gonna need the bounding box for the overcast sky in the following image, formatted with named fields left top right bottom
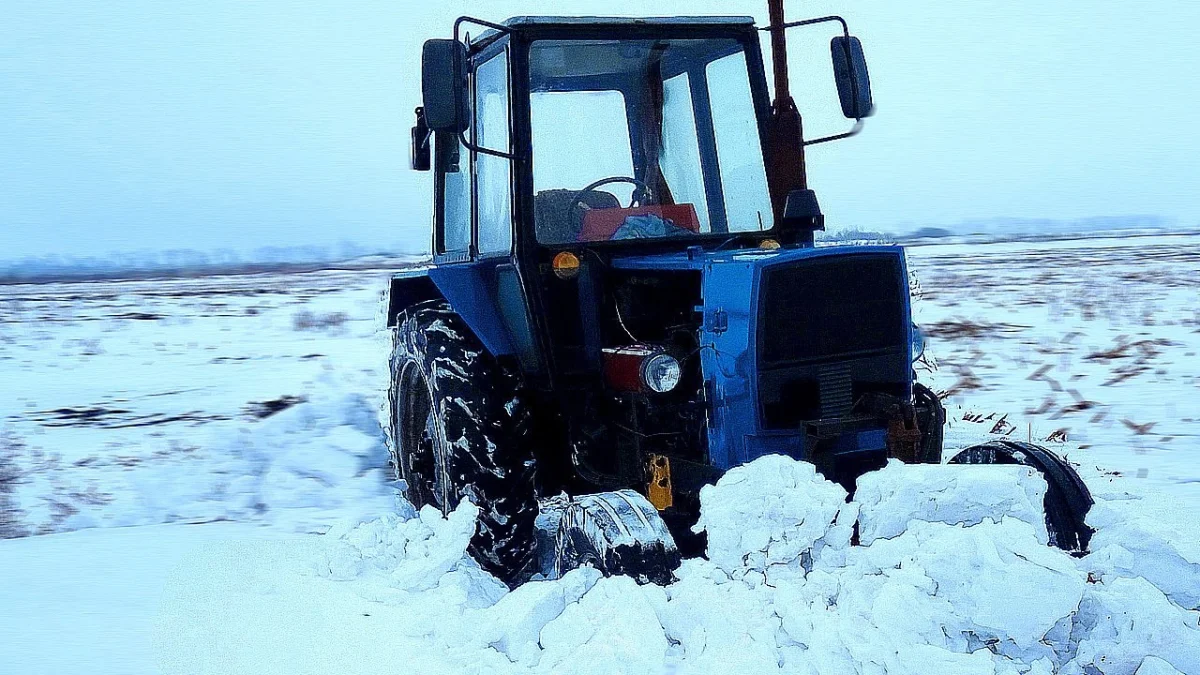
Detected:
left=2, top=0, right=1198, bottom=258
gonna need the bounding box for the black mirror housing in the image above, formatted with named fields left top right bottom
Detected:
left=830, top=36, right=874, bottom=119
left=422, top=39, right=469, bottom=133
left=783, top=188, right=825, bottom=230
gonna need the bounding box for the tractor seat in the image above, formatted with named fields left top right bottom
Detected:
left=579, top=205, right=702, bottom=242
left=534, top=189, right=620, bottom=244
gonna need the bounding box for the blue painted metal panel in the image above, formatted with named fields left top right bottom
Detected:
left=698, top=254, right=758, bottom=469
left=428, top=261, right=517, bottom=357
left=615, top=243, right=911, bottom=471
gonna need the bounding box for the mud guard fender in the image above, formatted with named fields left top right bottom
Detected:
left=386, top=270, right=439, bottom=327
left=387, top=266, right=522, bottom=361
left=950, top=440, right=1094, bottom=553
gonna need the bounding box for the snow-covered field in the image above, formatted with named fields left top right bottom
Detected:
left=2, top=233, right=1198, bottom=674
left=0, top=268, right=406, bottom=537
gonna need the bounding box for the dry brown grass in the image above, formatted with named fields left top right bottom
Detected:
left=292, top=310, right=349, bottom=332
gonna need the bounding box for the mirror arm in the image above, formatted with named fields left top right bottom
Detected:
left=449, top=16, right=520, bottom=161
left=459, top=131, right=520, bottom=161
left=760, top=15, right=850, bottom=39
left=762, top=15, right=871, bottom=143
left=454, top=16, right=513, bottom=49
left=803, top=118, right=864, bottom=146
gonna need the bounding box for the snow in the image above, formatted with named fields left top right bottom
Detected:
left=483, top=566, right=603, bottom=664
left=1137, top=657, right=1187, bottom=675
left=537, top=576, right=669, bottom=675
left=855, top=459, right=1050, bottom=545
left=0, top=268, right=396, bottom=536
left=1066, top=577, right=1200, bottom=675
left=692, top=454, right=852, bottom=581
left=907, top=234, right=1200, bottom=502
left=3, top=234, right=1200, bottom=673
left=138, top=455, right=1200, bottom=674
left=1083, top=496, right=1200, bottom=611
left=0, top=521, right=265, bottom=675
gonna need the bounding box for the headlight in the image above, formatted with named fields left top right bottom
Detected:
left=910, top=323, right=926, bottom=363
left=641, top=353, right=682, bottom=393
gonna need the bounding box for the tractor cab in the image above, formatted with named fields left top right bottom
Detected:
left=412, top=16, right=871, bottom=255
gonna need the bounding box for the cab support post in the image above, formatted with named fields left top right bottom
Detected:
left=766, top=0, right=809, bottom=230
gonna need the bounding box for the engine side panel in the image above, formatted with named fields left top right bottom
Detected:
left=692, top=245, right=912, bottom=472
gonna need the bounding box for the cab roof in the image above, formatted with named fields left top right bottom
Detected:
left=466, top=16, right=759, bottom=47
left=501, top=16, right=756, bottom=28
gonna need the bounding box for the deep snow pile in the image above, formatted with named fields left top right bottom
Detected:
left=307, top=455, right=1200, bottom=675
left=11, top=377, right=393, bottom=535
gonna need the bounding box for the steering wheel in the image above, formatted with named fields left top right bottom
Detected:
left=568, top=177, right=654, bottom=218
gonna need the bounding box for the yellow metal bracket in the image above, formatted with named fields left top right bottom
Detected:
left=647, top=454, right=674, bottom=510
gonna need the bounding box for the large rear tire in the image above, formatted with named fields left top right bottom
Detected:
left=389, top=301, right=538, bottom=587
left=949, top=440, right=1093, bottom=553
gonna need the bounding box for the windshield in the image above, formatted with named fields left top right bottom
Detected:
left=529, top=38, right=773, bottom=245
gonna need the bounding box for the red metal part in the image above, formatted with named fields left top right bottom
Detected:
left=579, top=204, right=701, bottom=242
left=765, top=0, right=808, bottom=222
left=602, top=345, right=655, bottom=393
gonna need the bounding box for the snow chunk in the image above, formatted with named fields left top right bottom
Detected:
left=537, top=575, right=668, bottom=675
left=482, top=566, right=602, bottom=664
left=693, top=454, right=850, bottom=579
left=1084, top=497, right=1200, bottom=610
left=855, top=460, right=1049, bottom=545
left=839, top=518, right=1086, bottom=661
left=658, top=559, right=780, bottom=668
left=320, top=501, right=497, bottom=596
left=892, top=644, right=999, bottom=675
left=1066, top=576, right=1200, bottom=675
left=1136, top=656, right=1186, bottom=675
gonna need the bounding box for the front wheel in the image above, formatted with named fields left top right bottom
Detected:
left=554, top=490, right=681, bottom=585
left=913, top=382, right=945, bottom=464
left=389, top=301, right=539, bottom=587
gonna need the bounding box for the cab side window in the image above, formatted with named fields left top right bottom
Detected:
left=438, top=131, right=472, bottom=254
left=475, top=50, right=513, bottom=255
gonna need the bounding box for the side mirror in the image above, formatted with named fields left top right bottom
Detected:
left=830, top=36, right=874, bottom=119
left=422, top=39, right=469, bottom=133
left=411, top=108, right=431, bottom=172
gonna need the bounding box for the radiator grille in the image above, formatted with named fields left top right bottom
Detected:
left=756, top=253, right=909, bottom=428
left=818, top=363, right=854, bottom=418
left=758, top=254, right=906, bottom=366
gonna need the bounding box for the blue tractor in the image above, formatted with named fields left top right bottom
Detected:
left=387, top=4, right=1093, bottom=586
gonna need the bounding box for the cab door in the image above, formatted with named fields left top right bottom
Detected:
left=430, top=41, right=540, bottom=371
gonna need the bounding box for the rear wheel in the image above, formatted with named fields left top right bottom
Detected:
left=389, top=301, right=538, bottom=586
left=949, top=440, right=1093, bottom=553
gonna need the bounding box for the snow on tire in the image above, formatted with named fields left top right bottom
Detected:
left=554, top=490, right=681, bottom=586
left=389, top=300, right=538, bottom=587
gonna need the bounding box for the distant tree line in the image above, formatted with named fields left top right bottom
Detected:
left=0, top=242, right=423, bottom=284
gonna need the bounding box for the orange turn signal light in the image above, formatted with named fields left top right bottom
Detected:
left=759, top=239, right=782, bottom=250
left=552, top=251, right=581, bottom=279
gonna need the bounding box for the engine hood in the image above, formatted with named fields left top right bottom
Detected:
left=612, top=244, right=912, bottom=469
left=609, top=242, right=904, bottom=271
